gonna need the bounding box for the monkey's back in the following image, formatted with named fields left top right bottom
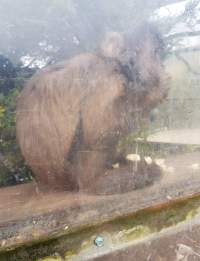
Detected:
left=16, top=53, right=124, bottom=189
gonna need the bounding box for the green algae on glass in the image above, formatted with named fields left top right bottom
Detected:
left=38, top=256, right=63, bottom=261
left=115, top=225, right=151, bottom=241
left=64, top=250, right=76, bottom=260
left=185, top=208, right=198, bottom=221
left=1, top=196, right=200, bottom=261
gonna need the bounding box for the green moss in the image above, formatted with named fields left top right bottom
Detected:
left=0, top=86, right=33, bottom=187
left=118, top=225, right=151, bottom=241
left=64, top=250, right=76, bottom=260
left=1, top=196, right=200, bottom=261
left=37, top=256, right=62, bottom=261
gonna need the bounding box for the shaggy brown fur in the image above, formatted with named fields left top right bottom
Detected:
left=16, top=24, right=168, bottom=193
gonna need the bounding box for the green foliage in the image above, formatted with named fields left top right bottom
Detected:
left=0, top=79, right=33, bottom=187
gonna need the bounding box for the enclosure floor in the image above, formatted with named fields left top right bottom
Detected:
left=147, top=128, right=200, bottom=144
left=1, top=151, right=200, bottom=251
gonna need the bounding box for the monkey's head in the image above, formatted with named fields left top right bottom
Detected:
left=93, top=25, right=168, bottom=149
left=124, top=23, right=168, bottom=111
left=100, top=24, right=168, bottom=102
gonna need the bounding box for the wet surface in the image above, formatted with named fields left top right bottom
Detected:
left=1, top=151, right=200, bottom=253
left=1, top=190, right=200, bottom=260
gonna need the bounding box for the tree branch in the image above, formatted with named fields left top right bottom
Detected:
left=166, top=31, right=200, bottom=41
left=172, top=46, right=200, bottom=54
left=140, top=0, right=187, bottom=9
left=158, top=0, right=200, bottom=35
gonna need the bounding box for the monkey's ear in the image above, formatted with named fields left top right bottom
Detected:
left=100, top=32, right=125, bottom=59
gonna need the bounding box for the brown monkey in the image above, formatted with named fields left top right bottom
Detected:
left=16, top=24, right=168, bottom=194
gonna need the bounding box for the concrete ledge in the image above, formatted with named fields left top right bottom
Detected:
left=1, top=152, right=200, bottom=253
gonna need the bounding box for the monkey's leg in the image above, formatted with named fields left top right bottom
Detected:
left=74, top=148, right=133, bottom=195
left=73, top=148, right=162, bottom=195
left=74, top=150, right=108, bottom=191
left=74, top=146, right=129, bottom=193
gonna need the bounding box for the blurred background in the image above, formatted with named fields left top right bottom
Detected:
left=0, top=0, right=200, bottom=187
